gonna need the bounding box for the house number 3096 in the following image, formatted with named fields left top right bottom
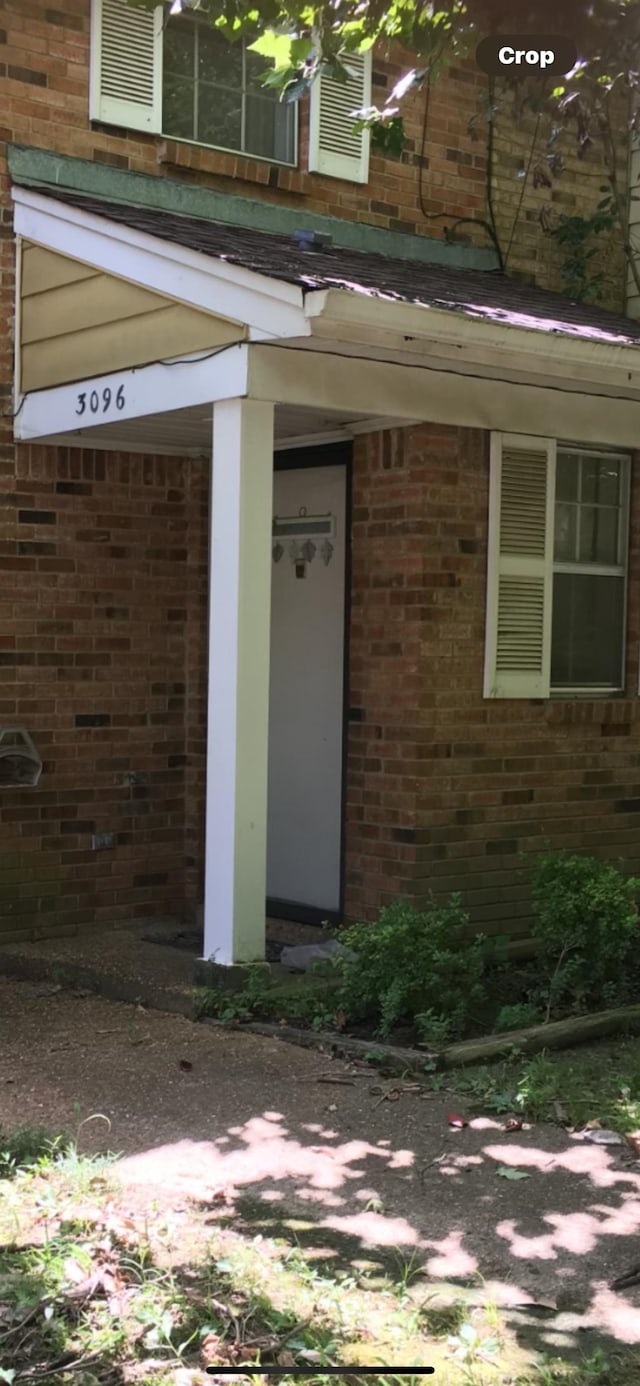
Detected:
left=75, top=384, right=126, bottom=416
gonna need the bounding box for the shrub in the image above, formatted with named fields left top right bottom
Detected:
left=335, top=895, right=486, bottom=1041
left=494, top=1001, right=543, bottom=1033
left=530, top=851, right=640, bottom=1018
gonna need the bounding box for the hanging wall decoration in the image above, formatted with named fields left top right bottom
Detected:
left=272, top=509, right=336, bottom=571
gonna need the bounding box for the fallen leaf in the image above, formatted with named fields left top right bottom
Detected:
left=447, top=1113, right=468, bottom=1128
left=504, top=1117, right=523, bottom=1133
left=497, top=1165, right=530, bottom=1180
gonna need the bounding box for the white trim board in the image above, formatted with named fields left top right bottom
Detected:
left=307, top=289, right=640, bottom=393
left=247, top=343, right=640, bottom=448
left=17, top=337, right=640, bottom=451
left=14, top=343, right=250, bottom=442
left=12, top=188, right=309, bottom=341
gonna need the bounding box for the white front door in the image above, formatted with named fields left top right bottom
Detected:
left=267, top=459, right=347, bottom=916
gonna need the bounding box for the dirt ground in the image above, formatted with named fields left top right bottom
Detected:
left=2, top=975, right=640, bottom=1366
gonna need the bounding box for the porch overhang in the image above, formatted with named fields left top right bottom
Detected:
left=12, top=185, right=640, bottom=453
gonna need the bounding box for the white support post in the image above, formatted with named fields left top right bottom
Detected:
left=203, top=398, right=275, bottom=964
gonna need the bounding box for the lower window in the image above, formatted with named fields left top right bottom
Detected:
left=551, top=447, right=629, bottom=691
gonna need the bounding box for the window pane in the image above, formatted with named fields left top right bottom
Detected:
left=556, top=454, right=579, bottom=502
left=163, top=75, right=196, bottom=142
left=245, top=45, right=272, bottom=90
left=197, top=83, right=242, bottom=150
left=581, top=456, right=621, bottom=506
left=245, top=93, right=295, bottom=161
left=164, top=20, right=194, bottom=78
left=198, top=23, right=242, bottom=83
left=578, top=505, right=619, bottom=565
left=551, top=573, right=624, bottom=687
left=554, top=502, right=577, bottom=562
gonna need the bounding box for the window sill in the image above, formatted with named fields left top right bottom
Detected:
left=157, top=137, right=301, bottom=193
left=160, top=131, right=297, bottom=170
left=550, top=688, right=626, bottom=699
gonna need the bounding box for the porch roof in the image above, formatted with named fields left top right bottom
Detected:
left=32, top=187, right=640, bottom=350
left=12, top=182, right=640, bottom=455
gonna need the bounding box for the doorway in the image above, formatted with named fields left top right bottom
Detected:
left=266, top=443, right=350, bottom=924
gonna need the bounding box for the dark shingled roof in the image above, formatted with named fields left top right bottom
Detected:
left=39, top=187, right=640, bottom=348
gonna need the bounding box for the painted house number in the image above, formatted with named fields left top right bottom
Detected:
left=76, top=383, right=126, bottom=416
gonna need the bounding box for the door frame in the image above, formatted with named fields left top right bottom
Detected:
left=267, top=439, right=352, bottom=927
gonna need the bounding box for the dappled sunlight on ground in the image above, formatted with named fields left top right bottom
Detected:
left=497, top=1201, right=640, bottom=1262
left=421, top=1229, right=479, bottom=1279
left=589, top=1284, right=640, bottom=1343
left=321, top=1209, right=422, bottom=1248
left=114, top=1104, right=640, bottom=1362
left=483, top=1137, right=640, bottom=1190
left=118, top=1112, right=417, bottom=1214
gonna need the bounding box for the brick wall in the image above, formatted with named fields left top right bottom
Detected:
left=0, top=443, right=208, bottom=941
left=346, top=425, right=640, bottom=937
left=0, top=0, right=629, bottom=305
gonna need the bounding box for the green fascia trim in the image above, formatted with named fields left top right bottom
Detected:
left=8, top=143, right=498, bottom=272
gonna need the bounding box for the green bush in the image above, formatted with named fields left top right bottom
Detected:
left=494, top=1001, right=543, bottom=1033
left=530, top=851, right=640, bottom=1018
left=335, top=895, right=486, bottom=1041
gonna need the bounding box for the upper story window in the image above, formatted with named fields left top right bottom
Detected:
left=90, top=0, right=372, bottom=184
left=162, top=19, right=296, bottom=164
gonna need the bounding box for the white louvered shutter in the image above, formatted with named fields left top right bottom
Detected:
left=90, top=0, right=163, bottom=133
left=309, top=50, right=372, bottom=183
left=483, top=433, right=556, bottom=699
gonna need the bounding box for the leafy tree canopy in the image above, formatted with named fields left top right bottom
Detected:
left=136, top=0, right=640, bottom=140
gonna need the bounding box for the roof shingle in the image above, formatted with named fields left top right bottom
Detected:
left=34, top=187, right=640, bottom=348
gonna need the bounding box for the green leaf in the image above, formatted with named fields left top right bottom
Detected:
left=496, top=1165, right=530, bottom=1180
left=247, top=31, right=295, bottom=68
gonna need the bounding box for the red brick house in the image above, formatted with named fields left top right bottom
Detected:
left=2, top=0, right=640, bottom=962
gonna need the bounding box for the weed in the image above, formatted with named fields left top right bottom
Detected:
left=0, top=1124, right=69, bottom=1177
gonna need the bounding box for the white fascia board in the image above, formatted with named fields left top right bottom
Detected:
left=305, top=287, right=640, bottom=395
left=14, top=342, right=249, bottom=442
left=247, top=342, right=640, bottom=448
left=12, top=188, right=309, bottom=341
